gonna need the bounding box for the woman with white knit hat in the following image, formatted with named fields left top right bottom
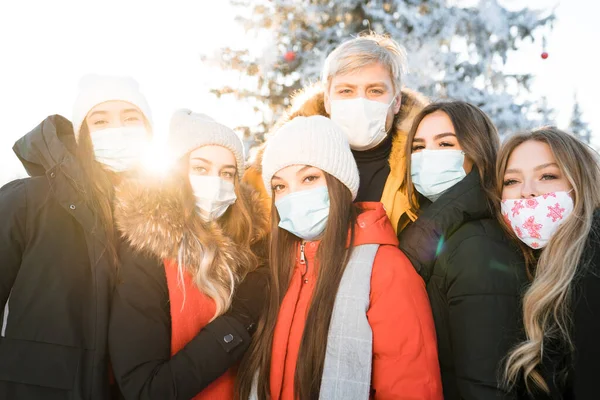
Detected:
left=109, top=109, right=270, bottom=399
left=72, top=74, right=153, bottom=173
left=236, top=115, right=443, bottom=400
left=0, top=74, right=153, bottom=399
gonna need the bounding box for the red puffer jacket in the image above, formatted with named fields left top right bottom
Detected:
left=269, top=202, right=443, bottom=400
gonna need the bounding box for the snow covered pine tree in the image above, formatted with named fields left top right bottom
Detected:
left=569, top=94, right=592, bottom=144
left=210, top=0, right=554, bottom=144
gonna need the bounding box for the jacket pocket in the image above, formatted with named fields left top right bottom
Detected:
left=0, top=337, right=81, bottom=390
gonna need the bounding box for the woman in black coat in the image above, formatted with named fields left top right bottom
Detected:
left=499, top=127, right=600, bottom=399
left=0, top=75, right=154, bottom=399
left=108, top=109, right=270, bottom=400
left=398, top=101, right=527, bottom=400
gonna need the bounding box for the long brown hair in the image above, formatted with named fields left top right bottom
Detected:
left=236, top=173, right=358, bottom=399
left=76, top=123, right=120, bottom=266
left=499, top=128, right=600, bottom=393
left=171, top=155, right=267, bottom=318
left=403, top=101, right=500, bottom=214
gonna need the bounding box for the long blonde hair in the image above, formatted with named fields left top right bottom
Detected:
left=498, top=127, right=600, bottom=393
left=173, top=156, right=268, bottom=319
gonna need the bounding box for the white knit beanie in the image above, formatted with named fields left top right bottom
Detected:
left=261, top=115, right=360, bottom=199
left=169, top=109, right=245, bottom=177
left=72, top=74, right=152, bottom=141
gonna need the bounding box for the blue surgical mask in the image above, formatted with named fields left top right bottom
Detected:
left=275, top=186, right=330, bottom=240
left=411, top=149, right=466, bottom=202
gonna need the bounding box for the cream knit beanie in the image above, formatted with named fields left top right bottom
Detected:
left=261, top=115, right=360, bottom=199
left=169, top=109, right=245, bottom=177
left=72, top=74, right=152, bottom=141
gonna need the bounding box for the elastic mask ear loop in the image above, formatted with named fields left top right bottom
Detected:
left=383, top=92, right=401, bottom=135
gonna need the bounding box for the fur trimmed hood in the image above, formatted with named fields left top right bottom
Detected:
left=245, top=83, right=428, bottom=189
left=114, top=171, right=269, bottom=315
left=115, top=173, right=269, bottom=263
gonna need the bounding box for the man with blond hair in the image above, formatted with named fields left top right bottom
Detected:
left=244, top=33, right=427, bottom=233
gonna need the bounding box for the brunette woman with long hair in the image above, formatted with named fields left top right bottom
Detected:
left=398, top=101, right=528, bottom=399
left=236, top=115, right=442, bottom=400
left=0, top=74, right=153, bottom=399
left=499, top=127, right=600, bottom=399
left=109, top=110, right=270, bottom=399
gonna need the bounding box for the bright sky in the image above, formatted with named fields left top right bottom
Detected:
left=1, top=0, right=598, bottom=186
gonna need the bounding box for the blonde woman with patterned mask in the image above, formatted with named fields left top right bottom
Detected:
left=499, top=127, right=600, bottom=399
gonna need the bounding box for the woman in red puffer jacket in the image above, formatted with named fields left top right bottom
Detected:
left=236, top=115, right=442, bottom=400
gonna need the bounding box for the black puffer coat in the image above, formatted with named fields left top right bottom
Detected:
left=399, top=170, right=528, bottom=400
left=523, top=210, right=600, bottom=400
left=0, top=115, right=117, bottom=399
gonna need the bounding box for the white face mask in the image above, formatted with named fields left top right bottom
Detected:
left=411, top=149, right=467, bottom=202
left=501, top=191, right=574, bottom=249
left=189, top=175, right=237, bottom=221
left=329, top=97, right=394, bottom=151
left=89, top=126, right=149, bottom=172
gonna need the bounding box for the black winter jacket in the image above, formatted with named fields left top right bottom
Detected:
left=523, top=210, right=600, bottom=400
left=0, top=116, right=117, bottom=399
left=399, top=170, right=528, bottom=400
left=109, top=172, right=270, bottom=399
left=109, top=244, right=268, bottom=400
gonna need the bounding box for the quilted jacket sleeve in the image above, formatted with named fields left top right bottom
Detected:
left=442, top=234, right=524, bottom=400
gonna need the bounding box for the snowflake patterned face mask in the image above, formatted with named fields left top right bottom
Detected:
left=501, top=191, right=574, bottom=249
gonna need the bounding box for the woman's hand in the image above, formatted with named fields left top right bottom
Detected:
left=226, top=268, right=269, bottom=334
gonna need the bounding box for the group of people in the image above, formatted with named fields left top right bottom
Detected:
left=0, top=32, right=598, bottom=400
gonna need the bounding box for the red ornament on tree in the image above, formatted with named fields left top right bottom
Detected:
left=284, top=51, right=296, bottom=62
left=541, top=36, right=548, bottom=60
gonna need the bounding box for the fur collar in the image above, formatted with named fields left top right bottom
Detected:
left=114, top=171, right=269, bottom=280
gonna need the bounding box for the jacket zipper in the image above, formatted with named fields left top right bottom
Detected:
left=300, top=242, right=306, bottom=264
left=300, top=242, right=309, bottom=284
left=1, top=294, right=9, bottom=337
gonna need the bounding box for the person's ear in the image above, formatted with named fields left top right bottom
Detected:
left=393, top=93, right=402, bottom=115
left=324, top=91, right=331, bottom=115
